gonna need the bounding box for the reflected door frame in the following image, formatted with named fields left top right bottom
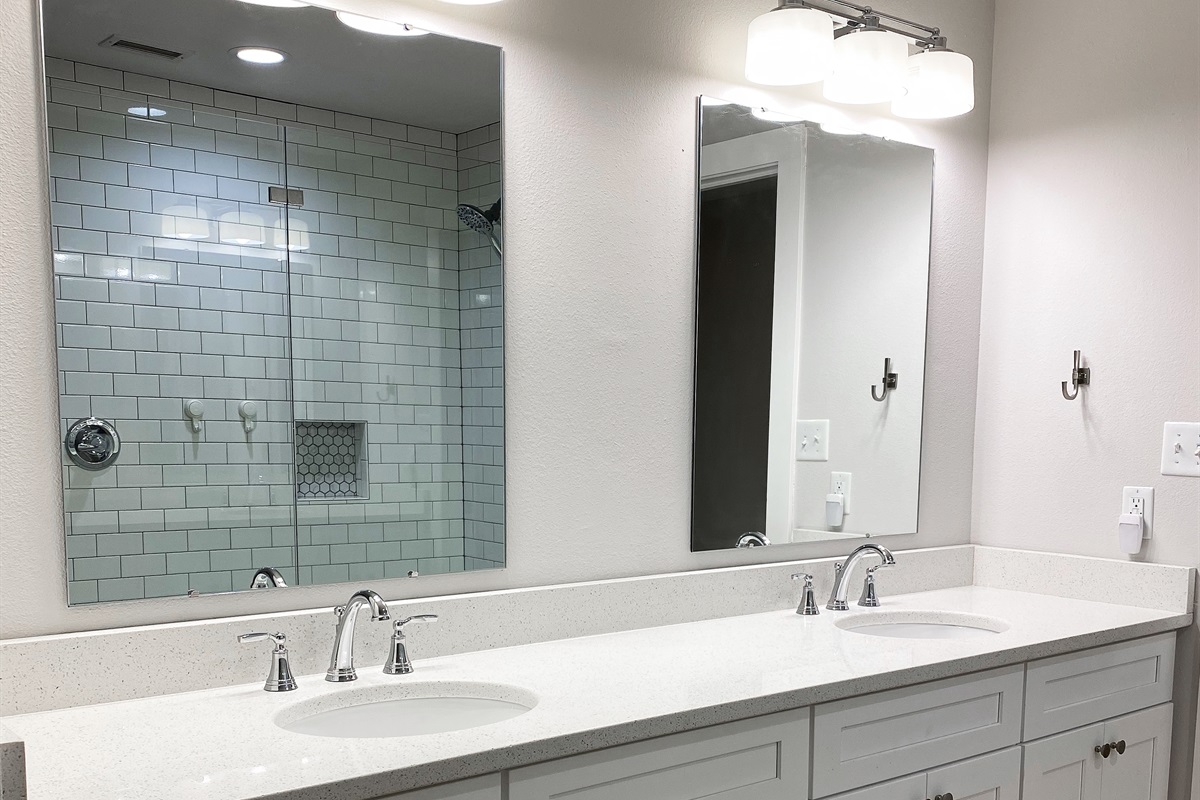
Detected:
left=700, top=127, right=808, bottom=544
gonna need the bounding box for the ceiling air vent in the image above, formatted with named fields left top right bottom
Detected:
left=99, top=35, right=187, bottom=61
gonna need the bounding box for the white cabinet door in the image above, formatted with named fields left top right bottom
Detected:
left=927, top=747, right=1022, bottom=800
left=826, top=773, right=927, bottom=800
left=1099, top=703, right=1172, bottom=800
left=1022, top=722, right=1104, bottom=800
left=508, top=709, right=809, bottom=800
left=372, top=774, right=501, bottom=800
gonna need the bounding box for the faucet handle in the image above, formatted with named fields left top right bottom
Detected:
left=791, top=574, right=819, bottom=616
left=395, top=614, right=439, bottom=630
left=384, top=615, right=438, bottom=675
left=858, top=566, right=887, bottom=607
left=239, top=632, right=297, bottom=692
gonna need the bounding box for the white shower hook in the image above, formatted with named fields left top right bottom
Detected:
left=183, top=399, right=205, bottom=433
left=238, top=401, right=259, bottom=434
left=1060, top=350, right=1091, bottom=400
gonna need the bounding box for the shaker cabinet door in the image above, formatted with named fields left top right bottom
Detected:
left=1021, top=722, right=1104, bottom=800
left=374, top=774, right=502, bottom=800
left=926, top=746, right=1022, bottom=800
left=1099, top=703, right=1173, bottom=800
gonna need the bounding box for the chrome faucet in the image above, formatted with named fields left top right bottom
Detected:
left=326, top=589, right=390, bottom=682
left=827, top=544, right=896, bottom=610
left=250, top=566, right=288, bottom=589
left=383, top=615, right=439, bottom=674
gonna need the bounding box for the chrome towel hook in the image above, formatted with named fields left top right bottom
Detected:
left=871, top=358, right=898, bottom=402
left=1061, top=350, right=1091, bottom=400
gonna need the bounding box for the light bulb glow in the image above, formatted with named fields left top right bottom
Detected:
left=234, top=47, right=287, bottom=64
left=892, top=49, right=974, bottom=119
left=162, top=205, right=212, bottom=241
left=745, top=7, right=833, bottom=86
left=336, top=12, right=429, bottom=36
left=822, top=28, right=909, bottom=104
left=127, top=106, right=167, bottom=118
left=273, top=219, right=310, bottom=252
left=219, top=211, right=266, bottom=246
left=236, top=0, right=309, bottom=6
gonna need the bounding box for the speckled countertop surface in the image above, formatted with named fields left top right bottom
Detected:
left=3, top=586, right=1190, bottom=800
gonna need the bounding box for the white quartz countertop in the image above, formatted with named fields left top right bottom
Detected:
left=4, top=586, right=1190, bottom=800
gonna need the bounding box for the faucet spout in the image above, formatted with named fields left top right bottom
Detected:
left=326, top=589, right=390, bottom=682
left=826, top=544, right=896, bottom=611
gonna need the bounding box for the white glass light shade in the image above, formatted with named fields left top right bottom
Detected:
left=219, top=211, right=267, bottom=246
left=822, top=28, right=909, bottom=104
left=162, top=205, right=211, bottom=241
left=336, top=12, right=429, bottom=36
left=273, top=219, right=311, bottom=251
left=892, top=49, right=974, bottom=119
left=745, top=7, right=834, bottom=86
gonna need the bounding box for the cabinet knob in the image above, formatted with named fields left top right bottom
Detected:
left=1095, top=743, right=1112, bottom=758
left=1114, top=739, right=1126, bottom=755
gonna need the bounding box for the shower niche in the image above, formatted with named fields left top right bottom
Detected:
left=41, top=0, right=505, bottom=603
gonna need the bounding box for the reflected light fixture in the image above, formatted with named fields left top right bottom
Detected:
left=218, top=211, right=267, bottom=246
left=162, top=205, right=212, bottom=241
left=234, top=47, right=287, bottom=64
left=744, top=0, right=974, bottom=119
left=127, top=106, right=167, bottom=118
left=822, top=19, right=908, bottom=105
left=745, top=3, right=833, bottom=86
left=336, top=12, right=429, bottom=36
left=892, top=40, right=974, bottom=119
left=235, top=0, right=310, bottom=6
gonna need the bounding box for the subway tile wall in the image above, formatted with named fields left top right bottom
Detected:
left=47, top=58, right=504, bottom=603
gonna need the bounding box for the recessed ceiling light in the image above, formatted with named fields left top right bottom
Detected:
left=335, top=11, right=429, bottom=36
left=233, top=47, right=287, bottom=64
left=235, top=0, right=310, bottom=7
left=127, top=106, right=167, bottom=118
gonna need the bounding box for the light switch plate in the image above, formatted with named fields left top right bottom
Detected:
left=796, top=420, right=829, bottom=462
left=1161, top=422, right=1200, bottom=477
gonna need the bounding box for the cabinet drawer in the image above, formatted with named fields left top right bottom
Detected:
left=508, top=709, right=809, bottom=800
left=1024, top=633, right=1175, bottom=740
left=371, top=774, right=501, bottom=800
left=812, top=665, right=1024, bottom=797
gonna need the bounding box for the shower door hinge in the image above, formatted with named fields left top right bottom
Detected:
left=268, top=186, right=305, bottom=207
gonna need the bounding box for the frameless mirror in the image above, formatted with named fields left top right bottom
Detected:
left=43, top=0, right=504, bottom=603
left=691, top=98, right=932, bottom=552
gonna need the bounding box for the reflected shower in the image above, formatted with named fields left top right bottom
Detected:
left=457, top=199, right=503, bottom=256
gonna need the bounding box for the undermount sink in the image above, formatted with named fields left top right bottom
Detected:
left=276, top=681, right=537, bottom=739
left=835, top=610, right=1009, bottom=640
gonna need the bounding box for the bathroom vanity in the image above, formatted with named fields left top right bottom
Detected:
left=2, top=563, right=1190, bottom=800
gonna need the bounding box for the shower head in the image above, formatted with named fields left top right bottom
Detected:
left=456, top=199, right=503, bottom=256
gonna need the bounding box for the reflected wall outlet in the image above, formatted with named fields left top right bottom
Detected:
left=1121, top=486, right=1154, bottom=537
left=1161, top=422, right=1200, bottom=477
left=830, top=471, right=851, bottom=514
left=796, top=420, right=830, bottom=462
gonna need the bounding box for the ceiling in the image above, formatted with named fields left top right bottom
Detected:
left=42, top=0, right=502, bottom=134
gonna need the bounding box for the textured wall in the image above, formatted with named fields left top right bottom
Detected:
left=975, top=0, right=1200, bottom=792
left=0, top=0, right=995, bottom=637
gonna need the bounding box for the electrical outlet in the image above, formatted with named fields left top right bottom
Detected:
left=1161, top=422, right=1200, bottom=477
left=1122, top=486, right=1154, bottom=538
left=830, top=472, right=851, bottom=514
left=796, top=420, right=830, bottom=462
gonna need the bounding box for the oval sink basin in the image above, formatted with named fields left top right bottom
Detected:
left=835, top=610, right=1009, bottom=640
left=276, top=681, right=537, bottom=739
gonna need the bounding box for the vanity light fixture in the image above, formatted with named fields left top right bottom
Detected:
left=335, top=12, right=429, bottom=36
left=234, top=47, right=287, bottom=64
left=745, top=0, right=974, bottom=119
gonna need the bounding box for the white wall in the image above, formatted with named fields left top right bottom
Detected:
left=794, top=133, right=933, bottom=536
left=974, top=0, right=1200, bottom=793
left=0, top=0, right=996, bottom=638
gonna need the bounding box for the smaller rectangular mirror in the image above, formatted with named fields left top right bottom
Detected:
left=691, top=98, right=933, bottom=552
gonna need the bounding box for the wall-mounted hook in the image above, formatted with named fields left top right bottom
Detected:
left=870, top=358, right=898, bottom=402
left=238, top=400, right=258, bottom=434
left=1061, top=350, right=1091, bottom=400
left=183, top=399, right=205, bottom=433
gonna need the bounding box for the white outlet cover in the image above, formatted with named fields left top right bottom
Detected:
left=830, top=471, right=851, bottom=513
left=1161, top=422, right=1200, bottom=478
left=796, top=420, right=830, bottom=462
left=1121, top=486, right=1154, bottom=537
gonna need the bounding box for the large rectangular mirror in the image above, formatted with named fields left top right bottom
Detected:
left=44, top=0, right=504, bottom=603
left=691, top=98, right=932, bottom=552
